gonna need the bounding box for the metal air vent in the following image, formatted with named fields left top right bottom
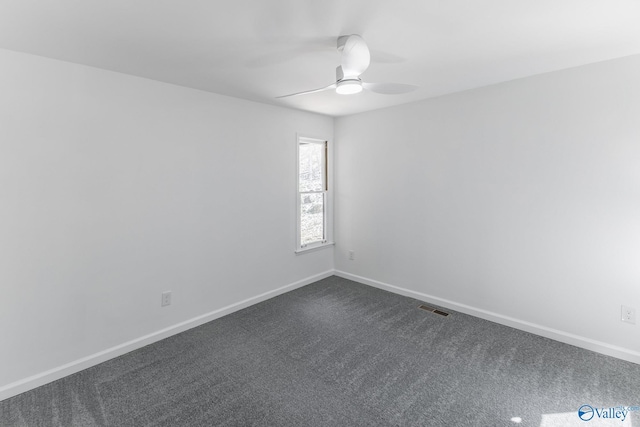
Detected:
left=418, top=304, right=449, bottom=317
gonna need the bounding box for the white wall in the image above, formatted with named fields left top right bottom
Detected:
left=335, top=54, right=640, bottom=362
left=0, top=48, right=333, bottom=397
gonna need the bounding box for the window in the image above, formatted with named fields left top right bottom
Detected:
left=297, top=136, right=332, bottom=252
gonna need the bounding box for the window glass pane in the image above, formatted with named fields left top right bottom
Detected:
left=299, top=142, right=324, bottom=192
left=300, top=193, right=324, bottom=245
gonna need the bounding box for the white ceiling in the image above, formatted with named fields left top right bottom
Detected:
left=1, top=0, right=639, bottom=117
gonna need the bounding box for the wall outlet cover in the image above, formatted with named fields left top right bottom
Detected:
left=621, top=305, right=636, bottom=324
left=161, top=291, right=172, bottom=307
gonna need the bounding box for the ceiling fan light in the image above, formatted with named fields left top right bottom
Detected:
left=336, top=79, right=362, bottom=95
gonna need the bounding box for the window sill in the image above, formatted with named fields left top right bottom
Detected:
left=295, top=241, right=335, bottom=254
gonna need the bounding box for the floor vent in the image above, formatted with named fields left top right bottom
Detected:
left=418, top=304, right=450, bottom=317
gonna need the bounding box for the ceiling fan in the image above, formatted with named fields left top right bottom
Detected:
left=277, top=34, right=417, bottom=98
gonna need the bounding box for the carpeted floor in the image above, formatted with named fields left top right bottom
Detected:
left=1, top=275, right=639, bottom=426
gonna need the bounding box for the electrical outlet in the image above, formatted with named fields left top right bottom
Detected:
left=621, top=305, right=636, bottom=324
left=349, top=250, right=355, bottom=260
left=161, top=291, right=172, bottom=307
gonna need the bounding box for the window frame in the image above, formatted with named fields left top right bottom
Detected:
left=295, top=135, right=334, bottom=253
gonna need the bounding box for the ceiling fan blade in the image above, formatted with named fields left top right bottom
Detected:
left=362, top=82, right=418, bottom=95
left=245, top=36, right=336, bottom=68
left=340, top=34, right=370, bottom=78
left=276, top=83, right=337, bottom=99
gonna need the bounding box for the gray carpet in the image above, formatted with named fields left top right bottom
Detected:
left=1, top=276, right=639, bottom=426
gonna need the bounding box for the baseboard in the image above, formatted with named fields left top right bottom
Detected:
left=335, top=270, right=640, bottom=365
left=0, top=270, right=334, bottom=402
